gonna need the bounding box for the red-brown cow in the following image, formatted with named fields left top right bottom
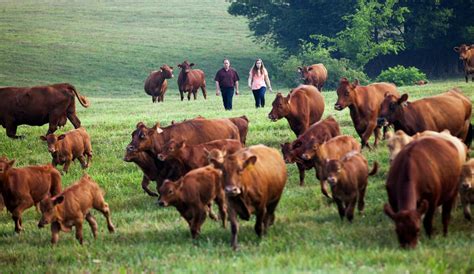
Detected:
left=297, top=64, right=328, bottom=91
left=144, top=64, right=174, bottom=103
left=384, top=137, right=462, bottom=248
left=0, top=83, right=89, bottom=139
left=324, top=152, right=378, bottom=222
left=38, top=174, right=115, bottom=245
left=40, top=127, right=92, bottom=173
left=453, top=44, right=474, bottom=82
left=0, top=156, right=62, bottom=233
left=335, top=78, right=399, bottom=148
left=228, top=116, right=249, bottom=145
left=158, top=166, right=226, bottom=239
left=378, top=88, right=472, bottom=147
left=177, top=61, right=207, bottom=101
left=459, top=159, right=474, bottom=220
left=268, top=85, right=325, bottom=137
left=209, top=145, right=287, bottom=250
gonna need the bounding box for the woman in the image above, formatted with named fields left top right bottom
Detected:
left=248, top=59, right=272, bottom=108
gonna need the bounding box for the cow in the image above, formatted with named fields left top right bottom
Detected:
left=0, top=156, right=62, bottom=233
left=378, top=88, right=472, bottom=147
left=157, top=166, right=226, bottom=239
left=297, top=64, right=328, bottom=91
left=144, top=64, right=174, bottom=103
left=38, top=174, right=115, bottom=245
left=334, top=78, right=399, bottom=148
left=228, top=116, right=249, bottom=145
left=324, top=151, right=378, bottom=222
left=459, top=159, right=474, bottom=220
left=177, top=60, right=207, bottom=101
left=157, top=138, right=242, bottom=172
left=209, top=145, right=287, bottom=250
left=383, top=137, right=462, bottom=248
left=268, top=85, right=325, bottom=137
left=453, top=44, right=474, bottom=82
left=414, top=80, right=428, bottom=85
left=40, top=127, right=92, bottom=173
left=0, top=83, right=89, bottom=139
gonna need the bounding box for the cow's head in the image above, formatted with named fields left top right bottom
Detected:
left=126, top=122, right=163, bottom=153
left=324, top=159, right=343, bottom=187
left=460, top=162, right=473, bottom=190
left=300, top=138, right=321, bottom=161
left=38, top=195, right=64, bottom=228
left=280, top=142, right=296, bottom=164
left=335, top=78, right=359, bottom=110
left=123, top=146, right=140, bottom=162
left=268, top=92, right=291, bottom=121
left=157, top=179, right=182, bottom=207
left=297, top=66, right=313, bottom=84
left=0, top=156, right=15, bottom=175
left=453, top=44, right=474, bottom=61
left=384, top=200, right=428, bottom=248
left=157, top=139, right=185, bottom=161
left=40, top=134, right=66, bottom=154
left=160, top=64, right=174, bottom=79
left=386, top=130, right=413, bottom=164
left=377, top=93, right=408, bottom=127
left=210, top=149, right=255, bottom=197
left=177, top=60, right=194, bottom=74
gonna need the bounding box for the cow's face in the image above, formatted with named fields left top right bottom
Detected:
left=386, top=130, right=413, bottom=163
left=160, top=65, right=174, bottom=79
left=38, top=196, right=63, bottom=228
left=460, top=163, right=473, bottom=190
left=0, top=156, right=14, bottom=175
left=384, top=201, right=428, bottom=248
left=157, top=139, right=184, bottom=161
left=298, top=66, right=313, bottom=84
left=127, top=122, right=162, bottom=153
left=268, top=93, right=290, bottom=121
left=123, top=145, right=140, bottom=162
left=378, top=93, right=408, bottom=127
left=453, top=44, right=474, bottom=61
left=40, top=134, right=64, bottom=154
left=300, top=139, right=321, bottom=161
left=177, top=61, right=194, bottom=74
left=158, top=179, right=182, bottom=207
left=335, top=78, right=358, bottom=110
left=325, top=159, right=342, bottom=187
left=280, top=143, right=296, bottom=163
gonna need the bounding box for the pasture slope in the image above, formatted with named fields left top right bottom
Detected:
left=0, top=1, right=473, bottom=273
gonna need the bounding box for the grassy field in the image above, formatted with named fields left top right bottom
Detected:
left=0, top=1, right=473, bottom=273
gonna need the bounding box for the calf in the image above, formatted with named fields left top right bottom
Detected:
left=158, top=166, right=226, bottom=239
left=384, top=137, right=462, bottom=248
left=297, top=64, right=328, bottom=91
left=40, top=127, right=92, bottom=173
left=453, top=44, right=474, bottom=82
left=144, top=64, right=174, bottom=103
left=0, top=156, right=62, bottom=233
left=325, top=152, right=378, bottom=221
left=38, top=174, right=115, bottom=245
left=209, top=145, right=287, bottom=250
left=177, top=60, right=207, bottom=101
left=459, top=159, right=474, bottom=220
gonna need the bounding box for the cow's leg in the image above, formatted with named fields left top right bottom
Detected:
left=6, top=123, right=22, bottom=139
left=441, top=198, right=455, bottom=236
left=141, top=176, right=158, bottom=197
left=201, top=85, right=207, bottom=99
left=422, top=206, right=436, bottom=237
left=187, top=90, right=191, bottom=101
left=228, top=207, right=239, bottom=250
left=264, top=200, right=280, bottom=230
left=214, top=194, right=227, bottom=229
left=95, top=201, right=115, bottom=233
left=190, top=208, right=206, bottom=239
left=51, top=222, right=60, bottom=244
left=12, top=202, right=31, bottom=232
left=373, top=126, right=382, bottom=147
left=192, top=89, right=197, bottom=100
left=358, top=184, right=367, bottom=213
left=75, top=221, right=84, bottom=245
left=334, top=197, right=345, bottom=220
left=297, top=163, right=305, bottom=186
left=345, top=198, right=357, bottom=222
left=179, top=90, right=184, bottom=101
left=78, top=155, right=88, bottom=169
left=254, top=207, right=267, bottom=237
left=85, top=212, right=98, bottom=239
left=67, top=112, right=81, bottom=129
left=63, top=159, right=72, bottom=173
left=362, top=121, right=377, bottom=149
left=207, top=203, right=218, bottom=220
left=461, top=196, right=472, bottom=220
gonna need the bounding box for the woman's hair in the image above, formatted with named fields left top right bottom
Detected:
left=251, top=58, right=265, bottom=77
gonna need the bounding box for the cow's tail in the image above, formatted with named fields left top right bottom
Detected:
left=466, top=123, right=473, bottom=148
left=369, top=161, right=379, bottom=176
left=69, top=84, right=90, bottom=108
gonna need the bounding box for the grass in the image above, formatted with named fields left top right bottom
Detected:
left=0, top=1, right=473, bottom=273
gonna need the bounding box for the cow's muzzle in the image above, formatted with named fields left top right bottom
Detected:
left=225, top=186, right=241, bottom=196
left=334, top=104, right=343, bottom=111
left=157, top=199, right=167, bottom=207
left=126, top=145, right=137, bottom=152
left=377, top=118, right=388, bottom=127
left=268, top=114, right=278, bottom=122
left=157, top=154, right=166, bottom=161
left=38, top=220, right=46, bottom=228
left=301, top=153, right=311, bottom=161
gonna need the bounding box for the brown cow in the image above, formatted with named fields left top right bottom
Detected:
left=297, top=64, right=328, bottom=91
left=228, top=116, right=249, bottom=145
left=157, top=138, right=242, bottom=172
left=268, top=85, right=325, bottom=137
left=38, top=174, right=115, bottom=244
left=144, top=65, right=174, bottom=103
left=335, top=78, right=399, bottom=148
left=459, top=159, right=474, bottom=220
left=453, top=44, right=474, bottom=82
left=209, top=145, right=287, bottom=250
left=414, top=80, right=428, bottom=85
left=0, top=156, right=62, bottom=233
left=177, top=61, right=207, bottom=101
left=0, top=83, right=89, bottom=139
left=324, top=151, right=378, bottom=222
left=378, top=88, right=472, bottom=147
left=40, top=127, right=92, bottom=173
left=158, top=166, right=226, bottom=239
left=384, top=137, right=462, bottom=248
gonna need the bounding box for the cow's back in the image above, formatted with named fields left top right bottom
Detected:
left=358, top=82, right=398, bottom=112
left=290, top=85, right=325, bottom=126
left=144, top=71, right=162, bottom=95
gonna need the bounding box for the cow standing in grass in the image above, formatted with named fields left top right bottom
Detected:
left=177, top=61, right=207, bottom=101
left=144, top=64, right=174, bottom=103
left=298, top=64, right=328, bottom=91
left=453, top=44, right=474, bottom=82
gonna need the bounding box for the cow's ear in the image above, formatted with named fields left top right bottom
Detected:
left=340, top=77, right=349, bottom=84
left=190, top=63, right=195, bottom=67
left=57, top=134, right=66, bottom=140
left=308, top=66, right=313, bottom=71
left=40, top=135, right=47, bottom=141
left=383, top=203, right=397, bottom=220
left=159, top=66, right=164, bottom=71
left=352, top=79, right=360, bottom=87
left=417, top=200, right=429, bottom=215
left=242, top=155, right=257, bottom=170
left=453, top=46, right=460, bottom=52
left=52, top=195, right=65, bottom=205
left=8, top=160, right=15, bottom=167
left=136, top=122, right=145, bottom=129
left=384, top=92, right=391, bottom=97
left=152, top=122, right=161, bottom=131
left=398, top=94, right=409, bottom=104
left=176, top=140, right=185, bottom=148
left=177, top=64, right=182, bottom=68
left=297, top=67, right=302, bottom=72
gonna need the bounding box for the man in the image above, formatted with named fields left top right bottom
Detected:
left=215, top=59, right=240, bottom=110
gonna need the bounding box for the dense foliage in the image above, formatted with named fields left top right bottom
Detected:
left=375, top=65, right=428, bottom=86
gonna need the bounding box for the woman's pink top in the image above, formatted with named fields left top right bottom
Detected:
left=251, top=72, right=266, bottom=90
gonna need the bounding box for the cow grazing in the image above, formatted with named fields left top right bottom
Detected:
left=384, top=137, right=462, bottom=248
left=158, top=166, right=226, bottom=239
left=268, top=85, right=325, bottom=137
left=335, top=78, right=399, bottom=148
left=459, top=159, right=474, bottom=220
left=0, top=83, right=89, bottom=139
left=453, top=44, right=474, bottom=82
left=38, top=174, right=115, bottom=244
left=378, top=88, right=472, bottom=147
left=209, top=145, right=287, bottom=250
left=0, top=156, right=62, bottom=233
left=40, top=127, right=92, bottom=173
left=324, top=152, right=378, bottom=222
left=228, top=116, right=249, bottom=145
left=144, top=65, right=174, bottom=103
left=297, top=64, right=328, bottom=91
left=177, top=60, right=207, bottom=101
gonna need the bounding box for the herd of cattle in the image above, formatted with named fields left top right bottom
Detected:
left=0, top=49, right=473, bottom=250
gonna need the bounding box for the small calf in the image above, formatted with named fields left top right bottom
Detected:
left=157, top=166, right=226, bottom=239
left=324, top=152, right=378, bottom=221
left=38, top=174, right=115, bottom=244
left=40, top=127, right=92, bottom=173
left=460, top=159, right=474, bottom=220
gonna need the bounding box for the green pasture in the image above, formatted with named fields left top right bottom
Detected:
left=0, top=1, right=473, bottom=273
